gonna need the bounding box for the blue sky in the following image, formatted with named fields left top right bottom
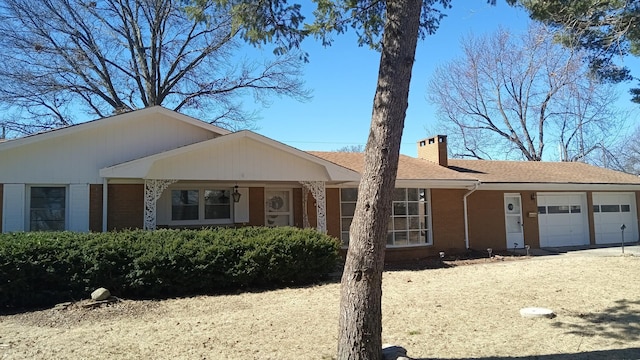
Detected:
left=249, top=1, right=640, bottom=158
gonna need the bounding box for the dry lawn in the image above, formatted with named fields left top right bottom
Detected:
left=1, top=255, right=639, bottom=360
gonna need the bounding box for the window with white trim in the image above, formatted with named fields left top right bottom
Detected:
left=30, top=186, right=66, bottom=231
left=170, top=188, right=232, bottom=224
left=340, top=188, right=431, bottom=247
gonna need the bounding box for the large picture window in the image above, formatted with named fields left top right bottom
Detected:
left=30, top=186, right=66, bottom=231
left=340, top=188, right=431, bottom=247
left=170, top=188, right=231, bottom=223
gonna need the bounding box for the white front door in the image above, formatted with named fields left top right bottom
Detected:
left=504, top=194, right=524, bottom=249
left=265, top=189, right=292, bottom=226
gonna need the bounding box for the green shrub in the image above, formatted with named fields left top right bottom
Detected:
left=0, top=227, right=340, bottom=309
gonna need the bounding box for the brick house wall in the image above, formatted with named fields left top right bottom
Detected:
left=325, top=188, right=340, bottom=239
left=430, top=189, right=467, bottom=252
left=107, top=184, right=144, bottom=230
left=521, top=191, right=541, bottom=248
left=293, top=188, right=303, bottom=228
left=466, top=190, right=506, bottom=251
left=586, top=191, right=596, bottom=245
left=89, top=184, right=103, bottom=232
left=466, top=190, right=540, bottom=251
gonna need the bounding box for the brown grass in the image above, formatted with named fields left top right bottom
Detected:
left=1, top=255, right=639, bottom=359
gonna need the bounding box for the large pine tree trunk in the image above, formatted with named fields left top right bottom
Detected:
left=336, top=0, right=423, bottom=359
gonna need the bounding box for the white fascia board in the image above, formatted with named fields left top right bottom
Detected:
left=478, top=183, right=640, bottom=191
left=99, top=161, right=154, bottom=178
left=394, top=179, right=479, bottom=189
left=326, top=179, right=478, bottom=189
left=0, top=106, right=229, bottom=152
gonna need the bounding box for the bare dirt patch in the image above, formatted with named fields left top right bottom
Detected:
left=1, top=255, right=639, bottom=359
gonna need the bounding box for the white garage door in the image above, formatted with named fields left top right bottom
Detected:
left=537, top=193, right=589, bottom=247
left=593, top=192, right=638, bottom=244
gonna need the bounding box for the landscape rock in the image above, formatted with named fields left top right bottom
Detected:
left=91, top=287, right=111, bottom=301
left=520, top=307, right=555, bottom=318
left=382, top=344, right=410, bottom=360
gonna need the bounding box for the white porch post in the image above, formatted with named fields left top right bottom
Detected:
left=300, top=181, right=326, bottom=234
left=144, top=179, right=177, bottom=230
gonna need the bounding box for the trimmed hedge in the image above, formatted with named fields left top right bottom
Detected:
left=0, top=227, right=340, bottom=309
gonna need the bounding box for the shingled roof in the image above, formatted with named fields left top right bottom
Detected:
left=309, top=152, right=474, bottom=181
left=309, top=151, right=640, bottom=186
left=448, top=159, right=640, bottom=185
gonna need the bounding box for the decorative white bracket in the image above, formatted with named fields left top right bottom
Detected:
left=144, top=179, right=177, bottom=230
left=300, top=181, right=326, bottom=233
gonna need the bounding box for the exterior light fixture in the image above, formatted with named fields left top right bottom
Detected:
left=232, top=185, right=241, bottom=203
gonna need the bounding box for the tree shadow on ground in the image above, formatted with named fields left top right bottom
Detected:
left=413, top=299, right=640, bottom=360
left=384, top=249, right=527, bottom=272
left=550, top=299, right=640, bottom=342
left=415, top=347, right=640, bottom=360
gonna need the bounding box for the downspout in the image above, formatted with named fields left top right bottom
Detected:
left=463, top=182, right=480, bottom=249
left=102, top=178, right=108, bottom=232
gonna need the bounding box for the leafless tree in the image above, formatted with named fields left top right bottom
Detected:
left=427, top=24, right=623, bottom=162
left=334, top=144, right=365, bottom=152
left=613, top=124, right=640, bottom=174
left=0, top=0, right=308, bottom=136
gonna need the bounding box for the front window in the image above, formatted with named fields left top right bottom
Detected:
left=172, top=190, right=199, bottom=220
left=340, top=188, right=431, bottom=247
left=170, top=188, right=231, bottom=223
left=204, top=190, right=231, bottom=219
left=30, top=186, right=66, bottom=231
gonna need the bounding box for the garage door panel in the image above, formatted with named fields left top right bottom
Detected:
left=593, top=192, right=638, bottom=245
left=538, top=193, right=589, bottom=248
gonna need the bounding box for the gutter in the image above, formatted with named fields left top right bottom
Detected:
left=463, top=182, right=480, bottom=249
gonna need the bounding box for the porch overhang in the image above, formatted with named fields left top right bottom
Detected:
left=99, top=130, right=361, bottom=183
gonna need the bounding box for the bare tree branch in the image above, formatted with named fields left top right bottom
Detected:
left=0, top=0, right=309, bottom=136
left=428, top=23, right=621, bottom=163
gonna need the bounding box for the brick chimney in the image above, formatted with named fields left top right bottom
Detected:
left=417, top=135, right=448, bottom=167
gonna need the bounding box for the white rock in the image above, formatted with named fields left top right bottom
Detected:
left=520, top=307, right=555, bottom=318
left=91, top=287, right=111, bottom=301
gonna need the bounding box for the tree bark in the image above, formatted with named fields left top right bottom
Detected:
left=336, top=0, right=422, bottom=359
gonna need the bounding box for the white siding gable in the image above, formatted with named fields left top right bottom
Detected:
left=146, top=136, right=331, bottom=181
left=101, top=131, right=361, bottom=182
left=0, top=110, right=221, bottom=184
